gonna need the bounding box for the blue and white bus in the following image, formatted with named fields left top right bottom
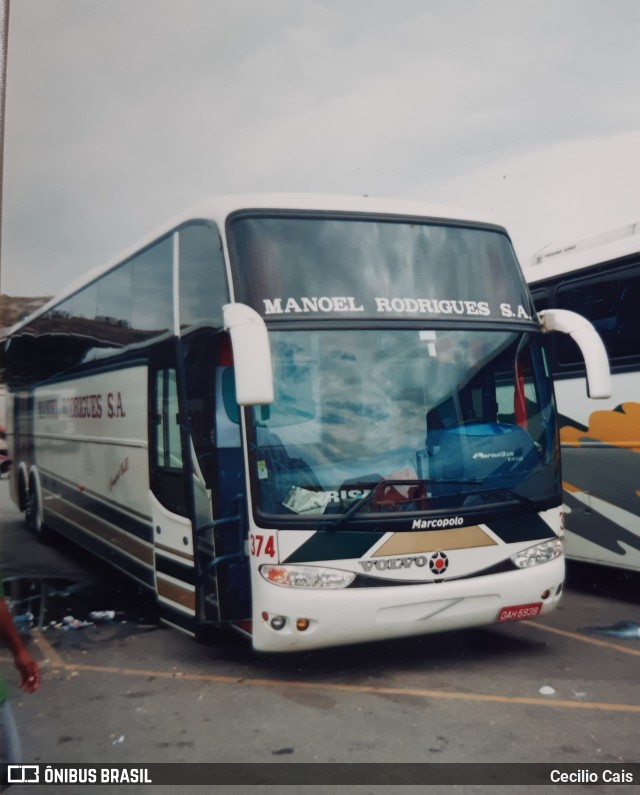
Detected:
left=3, top=195, right=609, bottom=650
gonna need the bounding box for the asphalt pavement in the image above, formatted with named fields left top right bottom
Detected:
left=1, top=477, right=639, bottom=794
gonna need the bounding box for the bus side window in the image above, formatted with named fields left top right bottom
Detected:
left=178, top=223, right=229, bottom=330
left=152, top=368, right=187, bottom=516
left=530, top=288, right=548, bottom=313
left=156, top=369, right=183, bottom=470
left=221, top=368, right=240, bottom=427
left=555, top=271, right=640, bottom=365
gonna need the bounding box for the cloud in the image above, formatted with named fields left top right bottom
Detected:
left=426, top=130, right=640, bottom=262
left=2, top=0, right=640, bottom=294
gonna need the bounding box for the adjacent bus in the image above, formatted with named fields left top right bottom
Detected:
left=3, top=195, right=609, bottom=651
left=526, top=222, right=640, bottom=572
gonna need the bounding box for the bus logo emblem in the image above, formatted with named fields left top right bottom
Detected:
left=429, top=552, right=449, bottom=575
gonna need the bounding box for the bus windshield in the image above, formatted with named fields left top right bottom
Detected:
left=229, top=214, right=535, bottom=324
left=248, top=328, right=559, bottom=523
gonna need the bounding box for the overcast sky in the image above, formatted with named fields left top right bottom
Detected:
left=2, top=0, right=640, bottom=296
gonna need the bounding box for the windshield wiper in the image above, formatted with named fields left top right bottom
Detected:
left=324, top=477, right=483, bottom=529
left=325, top=478, right=384, bottom=529
left=474, top=487, right=538, bottom=510
left=444, top=485, right=539, bottom=511
left=321, top=479, right=537, bottom=529
left=425, top=477, right=482, bottom=485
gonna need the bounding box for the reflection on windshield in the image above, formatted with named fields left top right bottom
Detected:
left=230, top=216, right=535, bottom=324
left=249, top=329, right=558, bottom=521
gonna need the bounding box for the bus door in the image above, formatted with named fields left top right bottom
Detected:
left=207, top=363, right=250, bottom=623
left=184, top=334, right=250, bottom=632
left=149, top=364, right=198, bottom=630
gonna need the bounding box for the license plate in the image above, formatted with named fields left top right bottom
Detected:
left=497, top=602, right=542, bottom=622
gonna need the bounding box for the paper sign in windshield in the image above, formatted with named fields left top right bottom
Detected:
left=284, top=486, right=333, bottom=515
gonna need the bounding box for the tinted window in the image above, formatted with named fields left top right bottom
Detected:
left=41, top=236, right=173, bottom=347
left=229, top=215, right=535, bottom=325
left=67, top=283, right=98, bottom=320
left=556, top=271, right=640, bottom=363
left=156, top=368, right=183, bottom=470
left=179, top=223, right=229, bottom=328
left=5, top=235, right=175, bottom=385
left=97, top=260, right=133, bottom=329
left=131, top=236, right=174, bottom=334
left=530, top=289, right=548, bottom=313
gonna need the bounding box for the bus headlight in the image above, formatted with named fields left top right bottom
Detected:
left=260, top=564, right=355, bottom=589
left=511, top=538, right=564, bottom=568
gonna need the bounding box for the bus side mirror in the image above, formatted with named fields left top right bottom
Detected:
left=537, top=308, right=611, bottom=399
left=223, top=303, right=274, bottom=406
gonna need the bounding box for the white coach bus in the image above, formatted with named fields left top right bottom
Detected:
left=526, top=222, right=640, bottom=573
left=3, top=195, right=609, bottom=651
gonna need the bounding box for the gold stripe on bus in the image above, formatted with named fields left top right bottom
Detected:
left=39, top=466, right=152, bottom=523
left=154, top=542, right=194, bottom=562
left=44, top=491, right=154, bottom=566
left=563, top=481, right=581, bottom=493
left=156, top=576, right=196, bottom=612
left=373, top=526, right=496, bottom=557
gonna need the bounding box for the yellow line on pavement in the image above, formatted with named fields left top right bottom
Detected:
left=30, top=628, right=66, bottom=668
left=523, top=620, right=640, bottom=656
left=23, top=630, right=640, bottom=715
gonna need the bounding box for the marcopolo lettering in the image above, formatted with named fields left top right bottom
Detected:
left=411, top=516, right=464, bottom=530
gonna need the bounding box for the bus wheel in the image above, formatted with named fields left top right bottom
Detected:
left=26, top=473, right=51, bottom=544
left=17, top=466, right=29, bottom=513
